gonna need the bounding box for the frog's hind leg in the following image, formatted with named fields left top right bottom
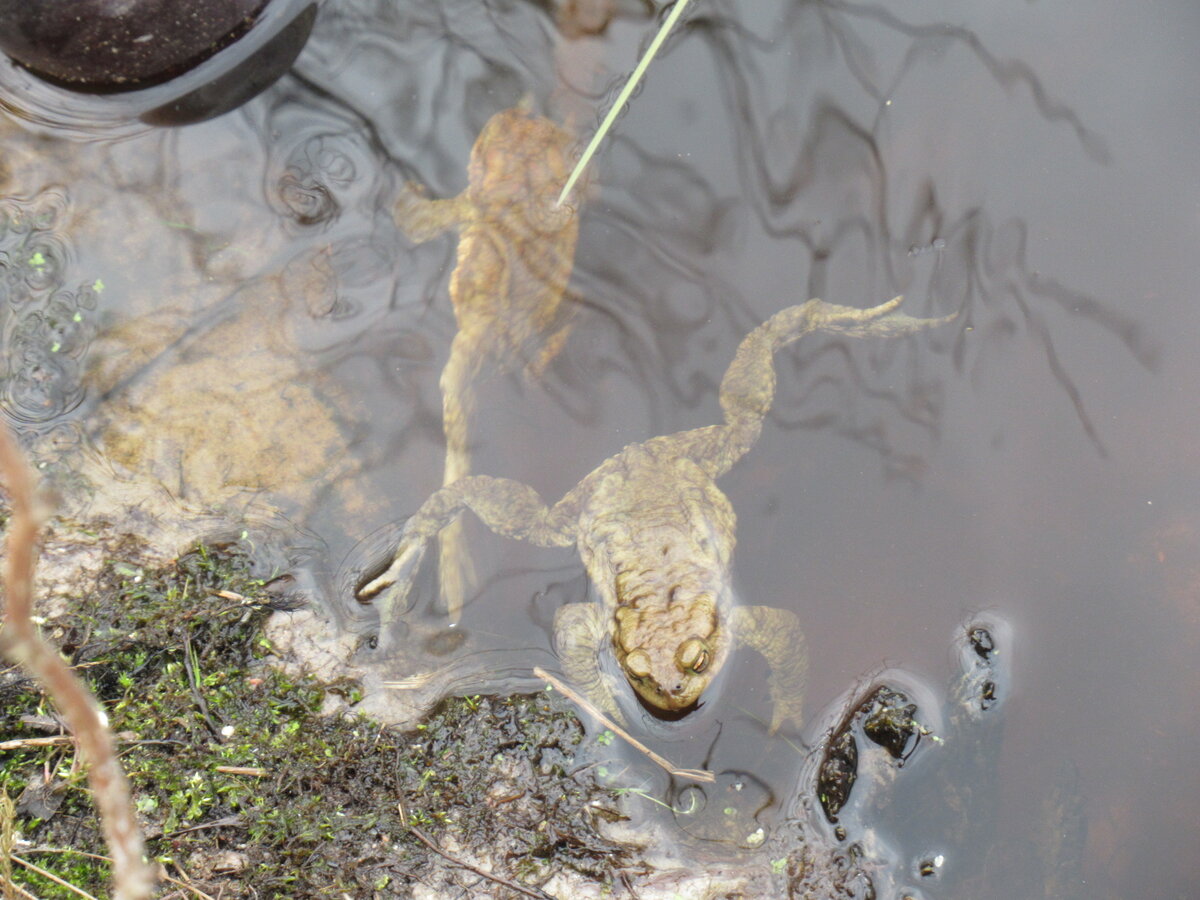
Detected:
left=731, top=605, right=809, bottom=735
left=359, top=475, right=577, bottom=647
left=554, top=602, right=627, bottom=726
left=436, top=519, right=474, bottom=624
left=437, top=329, right=490, bottom=623
left=704, top=297, right=954, bottom=478
left=521, top=282, right=584, bottom=382
left=522, top=315, right=573, bottom=381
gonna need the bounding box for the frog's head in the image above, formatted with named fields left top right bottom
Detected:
left=467, top=105, right=583, bottom=231
left=612, top=586, right=728, bottom=713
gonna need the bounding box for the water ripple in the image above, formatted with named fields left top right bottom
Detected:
left=0, top=190, right=94, bottom=425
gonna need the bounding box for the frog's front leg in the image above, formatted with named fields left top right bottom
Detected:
left=394, top=183, right=473, bottom=244
left=358, top=476, right=576, bottom=646
left=732, top=605, right=808, bottom=735
left=554, top=602, right=627, bottom=725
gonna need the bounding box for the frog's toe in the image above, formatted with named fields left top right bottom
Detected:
left=768, top=693, right=806, bottom=736
left=361, top=577, right=418, bottom=655
left=554, top=603, right=625, bottom=724
left=359, top=541, right=421, bottom=598
left=357, top=568, right=394, bottom=601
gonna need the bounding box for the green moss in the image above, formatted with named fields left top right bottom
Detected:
left=0, top=539, right=624, bottom=897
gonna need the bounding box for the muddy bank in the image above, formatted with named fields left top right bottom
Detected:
left=1, top=513, right=883, bottom=898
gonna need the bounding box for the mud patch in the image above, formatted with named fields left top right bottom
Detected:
left=2, top=513, right=885, bottom=897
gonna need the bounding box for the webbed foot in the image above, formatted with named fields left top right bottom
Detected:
left=732, top=605, right=808, bottom=734
left=358, top=537, right=429, bottom=649
left=359, top=537, right=425, bottom=599
left=820, top=295, right=957, bottom=338
left=553, top=602, right=626, bottom=725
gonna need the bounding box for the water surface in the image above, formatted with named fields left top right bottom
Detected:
left=1, top=1, right=1197, bottom=896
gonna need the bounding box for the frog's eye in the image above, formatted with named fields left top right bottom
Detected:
left=679, top=638, right=710, bottom=674
left=625, top=649, right=652, bottom=678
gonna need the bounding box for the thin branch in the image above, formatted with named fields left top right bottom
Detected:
left=24, top=850, right=212, bottom=900
left=408, top=826, right=555, bottom=900
left=0, top=737, right=75, bottom=752
left=0, top=876, right=37, bottom=900
left=533, top=666, right=714, bottom=783
left=1, top=790, right=16, bottom=900
left=12, top=855, right=100, bottom=900
left=156, top=871, right=218, bottom=900
left=163, top=815, right=244, bottom=838
left=0, top=425, right=156, bottom=900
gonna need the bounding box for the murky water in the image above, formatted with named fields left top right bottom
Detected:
left=2, top=0, right=1198, bottom=896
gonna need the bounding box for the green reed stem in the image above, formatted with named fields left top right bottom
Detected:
left=557, top=0, right=693, bottom=206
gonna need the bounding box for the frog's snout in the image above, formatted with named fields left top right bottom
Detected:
left=662, top=681, right=691, bottom=700
left=635, top=673, right=704, bottom=712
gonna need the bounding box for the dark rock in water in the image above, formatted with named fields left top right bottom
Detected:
left=0, top=0, right=270, bottom=91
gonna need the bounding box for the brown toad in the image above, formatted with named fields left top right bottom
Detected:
left=361, top=297, right=952, bottom=732
left=395, top=103, right=585, bottom=622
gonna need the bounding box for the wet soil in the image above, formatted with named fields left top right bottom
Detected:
left=1, top=512, right=892, bottom=898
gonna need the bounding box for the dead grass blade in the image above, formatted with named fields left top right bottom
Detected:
left=557, top=0, right=694, bottom=205
left=533, top=666, right=714, bottom=782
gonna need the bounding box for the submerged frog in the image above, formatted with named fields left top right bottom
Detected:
left=361, top=297, right=952, bottom=732
left=395, top=102, right=585, bottom=622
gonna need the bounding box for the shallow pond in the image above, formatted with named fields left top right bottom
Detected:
left=2, top=0, right=1198, bottom=896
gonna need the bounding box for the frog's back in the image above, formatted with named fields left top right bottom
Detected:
left=575, top=440, right=736, bottom=609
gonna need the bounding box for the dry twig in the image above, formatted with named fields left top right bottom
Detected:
left=0, top=736, right=76, bottom=752
left=24, top=849, right=214, bottom=900
left=533, top=666, right=714, bottom=782
left=409, top=826, right=555, bottom=900
left=1, top=790, right=15, bottom=900
left=213, top=766, right=267, bottom=777
left=0, top=876, right=35, bottom=900
left=0, top=425, right=156, bottom=899
left=12, top=854, right=101, bottom=900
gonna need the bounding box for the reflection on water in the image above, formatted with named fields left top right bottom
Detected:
left=0, top=190, right=93, bottom=424
left=1, top=0, right=1198, bottom=895
left=0, top=0, right=319, bottom=131
left=87, top=250, right=357, bottom=511
left=386, top=104, right=586, bottom=622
